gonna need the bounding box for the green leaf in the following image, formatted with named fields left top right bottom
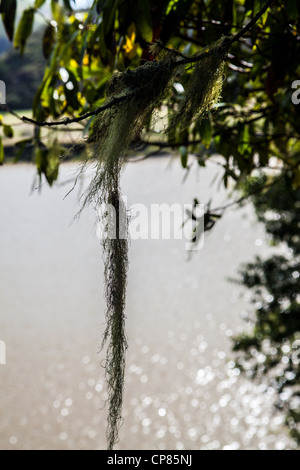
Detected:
left=198, top=118, right=212, bottom=148
left=62, top=0, right=72, bottom=10
left=103, top=0, right=120, bottom=34
left=33, top=30, right=79, bottom=117
left=214, top=133, right=232, bottom=160
left=3, top=125, right=14, bottom=138
left=133, top=0, right=153, bottom=43
left=36, top=146, right=47, bottom=175
left=14, top=8, right=35, bottom=55
left=253, top=0, right=264, bottom=16
left=0, top=0, right=14, bottom=13
left=35, top=0, right=47, bottom=8
left=98, top=24, right=109, bottom=62
left=14, top=139, right=31, bottom=163
left=96, top=0, right=109, bottom=14
left=258, top=146, right=269, bottom=167
left=232, top=2, right=237, bottom=32
left=51, top=0, right=64, bottom=22
left=43, top=24, right=56, bottom=59
left=82, top=81, right=97, bottom=104
left=286, top=0, right=299, bottom=18
left=1, top=0, right=16, bottom=41
left=180, top=146, right=188, bottom=168
left=64, top=69, right=80, bottom=110
left=166, top=0, right=180, bottom=16
left=36, top=144, right=59, bottom=186
left=79, top=30, right=89, bottom=70
left=238, top=124, right=250, bottom=156
left=46, top=143, right=60, bottom=186
left=0, top=135, right=4, bottom=165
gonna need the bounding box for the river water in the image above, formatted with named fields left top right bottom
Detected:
left=0, top=159, right=294, bottom=450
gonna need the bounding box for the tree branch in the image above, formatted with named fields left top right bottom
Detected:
left=0, top=104, right=23, bottom=120
left=228, top=0, right=273, bottom=45
left=20, top=93, right=133, bottom=127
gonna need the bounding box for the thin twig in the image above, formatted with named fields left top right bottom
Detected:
left=228, top=0, right=273, bottom=45
left=21, top=93, right=133, bottom=127
left=0, top=104, right=23, bottom=120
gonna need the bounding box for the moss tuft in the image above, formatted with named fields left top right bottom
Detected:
left=170, top=37, right=229, bottom=130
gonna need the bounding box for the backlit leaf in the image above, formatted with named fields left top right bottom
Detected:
left=133, top=0, right=153, bottom=43
left=3, top=125, right=14, bottom=138
left=180, top=145, right=188, bottom=168
left=0, top=135, right=4, bottom=165
left=14, top=8, right=35, bottom=55
left=35, top=0, right=47, bottom=8
left=1, top=0, right=16, bottom=41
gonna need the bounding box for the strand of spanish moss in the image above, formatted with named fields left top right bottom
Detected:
left=102, top=161, right=129, bottom=450
left=104, top=230, right=128, bottom=450
left=83, top=155, right=129, bottom=450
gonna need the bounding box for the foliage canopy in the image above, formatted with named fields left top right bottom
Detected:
left=0, top=0, right=299, bottom=187
left=234, top=173, right=300, bottom=444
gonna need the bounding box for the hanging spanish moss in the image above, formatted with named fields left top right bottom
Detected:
left=170, top=37, right=230, bottom=131
left=79, top=37, right=231, bottom=450
left=101, top=165, right=129, bottom=451
left=82, top=55, right=176, bottom=450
